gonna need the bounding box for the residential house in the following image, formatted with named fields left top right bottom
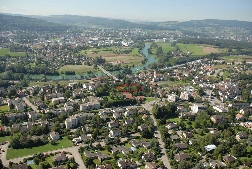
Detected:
left=209, top=160, right=226, bottom=168
left=113, top=112, right=121, bottom=120
left=180, top=91, right=191, bottom=101
left=121, top=92, right=133, bottom=100
left=189, top=139, right=199, bottom=145
left=97, top=164, right=113, bottom=169
left=213, top=105, right=228, bottom=113
left=182, top=132, right=193, bottom=139
left=108, top=121, right=119, bottom=128
left=174, top=152, right=190, bottom=162
left=223, top=154, right=236, bottom=163
left=53, top=152, right=67, bottom=163
left=138, top=124, right=149, bottom=131
left=145, top=162, right=158, bottom=169
left=204, top=144, right=217, bottom=152
left=52, top=97, right=65, bottom=105
left=142, top=151, right=155, bottom=162
left=174, top=143, right=188, bottom=150
left=210, top=115, right=227, bottom=124
left=166, top=123, right=177, bottom=130
left=236, top=113, right=244, bottom=120
left=170, top=135, right=180, bottom=142
left=28, top=111, right=38, bottom=119
left=109, top=129, right=121, bottom=138
left=236, top=131, right=248, bottom=141
left=191, top=103, right=207, bottom=114
left=50, top=131, right=60, bottom=141
left=118, top=159, right=137, bottom=169
left=11, top=164, right=29, bottom=169
left=125, top=118, right=134, bottom=125
left=138, top=108, right=146, bottom=114
left=167, top=93, right=178, bottom=102
left=124, top=109, right=134, bottom=117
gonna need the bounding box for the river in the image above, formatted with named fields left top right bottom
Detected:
left=27, top=44, right=157, bottom=80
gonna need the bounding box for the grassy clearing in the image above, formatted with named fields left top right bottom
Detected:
left=59, top=65, right=96, bottom=74
left=155, top=42, right=176, bottom=52
left=6, top=137, right=73, bottom=159
left=29, top=80, right=90, bottom=87
left=145, top=97, right=157, bottom=102
left=130, top=48, right=139, bottom=55
left=222, top=71, right=230, bottom=79
left=0, top=48, right=26, bottom=57
left=0, top=136, right=11, bottom=142
left=0, top=105, right=9, bottom=112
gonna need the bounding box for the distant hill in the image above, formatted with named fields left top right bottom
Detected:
left=0, top=13, right=70, bottom=32
left=29, top=15, right=164, bottom=30
left=1, top=13, right=252, bottom=37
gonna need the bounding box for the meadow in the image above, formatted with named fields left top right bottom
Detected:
left=58, top=65, right=96, bottom=74
left=0, top=48, right=26, bottom=57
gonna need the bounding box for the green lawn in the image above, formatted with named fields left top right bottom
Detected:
left=6, top=137, right=73, bottom=159
left=130, top=48, right=139, bottom=55
left=0, top=136, right=11, bottom=142
left=0, top=105, right=9, bottom=112
left=222, top=71, right=230, bottom=79
left=0, top=48, right=26, bottom=57
left=156, top=42, right=176, bottom=52
left=145, top=97, right=157, bottom=102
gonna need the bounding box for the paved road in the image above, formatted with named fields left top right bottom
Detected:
left=142, top=99, right=171, bottom=169
left=0, top=143, right=86, bottom=169
left=23, top=97, right=39, bottom=113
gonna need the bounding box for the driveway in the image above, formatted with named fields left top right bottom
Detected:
left=142, top=99, right=172, bottom=169
left=23, top=97, right=39, bottom=113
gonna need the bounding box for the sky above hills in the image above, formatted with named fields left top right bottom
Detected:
left=0, top=0, right=251, bottom=22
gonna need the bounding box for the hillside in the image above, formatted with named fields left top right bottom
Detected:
left=31, top=15, right=162, bottom=30
left=0, top=14, right=70, bottom=32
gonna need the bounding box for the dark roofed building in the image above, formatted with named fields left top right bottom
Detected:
left=12, top=164, right=29, bottom=169
left=175, top=152, right=189, bottom=162
left=223, top=154, right=236, bottom=163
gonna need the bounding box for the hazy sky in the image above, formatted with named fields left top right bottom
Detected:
left=0, top=0, right=251, bottom=21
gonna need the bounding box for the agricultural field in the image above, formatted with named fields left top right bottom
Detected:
left=0, top=48, right=26, bottom=57
left=58, top=65, right=96, bottom=74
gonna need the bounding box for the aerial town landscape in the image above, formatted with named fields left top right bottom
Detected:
left=0, top=0, right=252, bottom=169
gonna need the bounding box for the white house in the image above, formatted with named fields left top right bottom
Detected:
left=50, top=131, right=60, bottom=141
left=109, top=129, right=121, bottom=138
